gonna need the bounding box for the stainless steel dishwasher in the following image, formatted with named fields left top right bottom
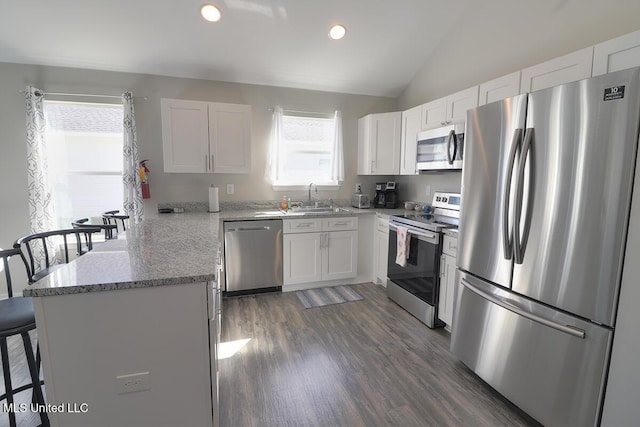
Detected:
left=223, top=219, right=283, bottom=293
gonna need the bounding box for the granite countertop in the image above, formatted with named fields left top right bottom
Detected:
left=23, top=213, right=221, bottom=297
left=24, top=206, right=408, bottom=298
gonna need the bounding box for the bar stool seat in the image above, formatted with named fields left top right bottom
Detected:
left=0, top=297, right=35, bottom=332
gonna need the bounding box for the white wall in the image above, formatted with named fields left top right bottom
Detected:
left=0, top=62, right=396, bottom=259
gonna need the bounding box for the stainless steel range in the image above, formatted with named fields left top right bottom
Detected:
left=386, top=192, right=460, bottom=328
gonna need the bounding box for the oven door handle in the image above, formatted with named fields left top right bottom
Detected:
left=389, top=222, right=438, bottom=244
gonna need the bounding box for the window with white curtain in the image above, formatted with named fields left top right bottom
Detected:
left=267, top=107, right=344, bottom=187
left=44, top=101, right=124, bottom=228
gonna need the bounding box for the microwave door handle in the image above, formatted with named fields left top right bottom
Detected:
left=514, top=128, right=535, bottom=264
left=446, top=130, right=454, bottom=165
left=451, top=132, right=458, bottom=162
left=503, top=128, right=522, bottom=260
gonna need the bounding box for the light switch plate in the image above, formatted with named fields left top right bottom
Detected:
left=226, top=184, right=234, bottom=195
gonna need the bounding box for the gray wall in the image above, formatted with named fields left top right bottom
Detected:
left=398, top=1, right=640, bottom=109
left=0, top=62, right=396, bottom=252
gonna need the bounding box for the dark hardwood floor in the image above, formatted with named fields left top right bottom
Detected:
left=220, top=283, right=541, bottom=427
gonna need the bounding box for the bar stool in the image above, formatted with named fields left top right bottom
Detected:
left=0, top=248, right=49, bottom=427
left=72, top=219, right=117, bottom=253
left=102, top=210, right=130, bottom=233
left=14, top=228, right=102, bottom=283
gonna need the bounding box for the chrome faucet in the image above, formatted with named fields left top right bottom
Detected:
left=308, top=183, right=317, bottom=202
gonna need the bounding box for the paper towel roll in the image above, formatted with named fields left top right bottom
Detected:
left=208, top=186, right=220, bottom=213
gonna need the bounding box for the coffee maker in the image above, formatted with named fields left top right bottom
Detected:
left=373, top=182, right=399, bottom=209
left=384, top=181, right=398, bottom=208
left=373, top=182, right=387, bottom=208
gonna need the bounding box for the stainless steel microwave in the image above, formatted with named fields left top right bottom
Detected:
left=416, top=123, right=464, bottom=171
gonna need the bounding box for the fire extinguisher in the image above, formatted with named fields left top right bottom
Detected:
left=139, top=160, right=150, bottom=199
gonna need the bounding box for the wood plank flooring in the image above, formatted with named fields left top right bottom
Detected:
left=220, top=283, right=541, bottom=427
left=0, top=283, right=541, bottom=426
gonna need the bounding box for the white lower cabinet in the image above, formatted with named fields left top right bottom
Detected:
left=283, top=232, right=323, bottom=284
left=373, top=215, right=389, bottom=286
left=439, top=234, right=458, bottom=332
left=283, top=217, right=358, bottom=287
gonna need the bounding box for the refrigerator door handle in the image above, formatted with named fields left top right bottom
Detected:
left=461, top=278, right=586, bottom=339
left=514, top=128, right=535, bottom=264
left=502, top=128, right=522, bottom=260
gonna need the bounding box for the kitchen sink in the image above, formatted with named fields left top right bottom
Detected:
left=254, top=207, right=352, bottom=217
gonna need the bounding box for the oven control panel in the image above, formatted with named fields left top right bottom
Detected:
left=432, top=192, right=461, bottom=210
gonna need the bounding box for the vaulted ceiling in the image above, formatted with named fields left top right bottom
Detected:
left=0, top=0, right=639, bottom=98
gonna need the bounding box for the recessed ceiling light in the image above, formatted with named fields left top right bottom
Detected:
left=328, top=24, right=347, bottom=40
left=201, top=4, right=222, bottom=22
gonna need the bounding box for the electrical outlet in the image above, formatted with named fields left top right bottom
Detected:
left=425, top=185, right=431, bottom=197
left=116, top=372, right=150, bottom=394
left=355, top=183, right=362, bottom=193
left=226, top=184, right=234, bottom=195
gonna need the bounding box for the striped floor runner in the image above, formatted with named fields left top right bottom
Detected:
left=295, top=285, right=364, bottom=309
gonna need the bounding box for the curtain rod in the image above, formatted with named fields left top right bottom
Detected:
left=18, top=90, right=148, bottom=100
left=268, top=107, right=334, bottom=115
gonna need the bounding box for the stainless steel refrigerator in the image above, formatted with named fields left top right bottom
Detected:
left=451, top=67, right=640, bottom=427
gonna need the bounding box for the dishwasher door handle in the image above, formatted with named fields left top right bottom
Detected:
left=228, top=226, right=272, bottom=232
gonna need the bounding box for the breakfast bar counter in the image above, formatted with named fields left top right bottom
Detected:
left=23, top=212, right=222, bottom=297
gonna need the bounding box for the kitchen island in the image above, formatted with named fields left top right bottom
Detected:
left=23, top=213, right=222, bottom=427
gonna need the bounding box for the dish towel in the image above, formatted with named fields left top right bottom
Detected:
left=395, top=226, right=410, bottom=267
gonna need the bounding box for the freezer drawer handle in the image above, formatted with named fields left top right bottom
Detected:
left=461, top=278, right=586, bottom=339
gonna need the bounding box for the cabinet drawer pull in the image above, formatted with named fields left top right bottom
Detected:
left=295, top=223, right=312, bottom=228
left=334, top=221, right=349, bottom=226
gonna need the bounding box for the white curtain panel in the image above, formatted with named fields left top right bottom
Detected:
left=25, top=86, right=56, bottom=234
left=24, top=86, right=57, bottom=267
left=122, top=91, right=144, bottom=225
left=331, top=110, right=344, bottom=182
left=265, top=105, right=284, bottom=182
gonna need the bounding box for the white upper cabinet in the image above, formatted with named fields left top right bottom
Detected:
left=162, top=98, right=251, bottom=174
left=421, top=86, right=479, bottom=129
left=357, top=112, right=401, bottom=175
left=399, top=105, right=422, bottom=175
left=161, top=99, right=210, bottom=173
left=478, top=71, right=521, bottom=106
left=208, top=103, right=252, bottom=174
left=520, top=47, right=594, bottom=93
left=421, top=97, right=447, bottom=129
left=593, top=29, right=640, bottom=76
